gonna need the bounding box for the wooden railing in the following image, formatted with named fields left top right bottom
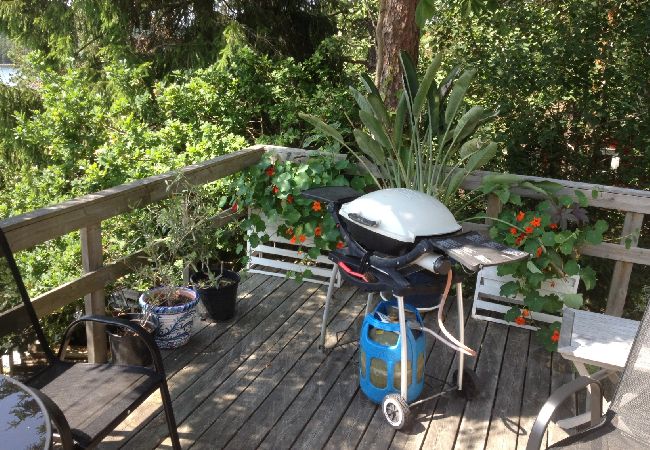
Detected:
left=0, top=145, right=264, bottom=361
left=0, top=144, right=647, bottom=361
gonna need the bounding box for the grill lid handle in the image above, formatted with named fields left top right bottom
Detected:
left=347, top=213, right=379, bottom=228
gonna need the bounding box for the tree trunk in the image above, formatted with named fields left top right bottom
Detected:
left=374, top=0, right=419, bottom=108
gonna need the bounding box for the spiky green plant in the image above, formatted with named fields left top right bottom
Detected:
left=301, top=52, right=498, bottom=214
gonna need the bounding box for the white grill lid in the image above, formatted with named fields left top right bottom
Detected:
left=339, top=188, right=462, bottom=243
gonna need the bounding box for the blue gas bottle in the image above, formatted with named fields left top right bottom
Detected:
left=358, top=300, right=426, bottom=404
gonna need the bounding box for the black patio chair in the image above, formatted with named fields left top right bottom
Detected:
left=526, top=304, right=650, bottom=449
left=0, top=227, right=181, bottom=449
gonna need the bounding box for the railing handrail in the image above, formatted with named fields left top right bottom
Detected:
left=0, top=145, right=265, bottom=255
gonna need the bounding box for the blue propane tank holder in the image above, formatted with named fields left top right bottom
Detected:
left=359, top=300, right=426, bottom=404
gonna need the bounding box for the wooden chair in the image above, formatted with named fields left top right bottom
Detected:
left=0, top=228, right=181, bottom=449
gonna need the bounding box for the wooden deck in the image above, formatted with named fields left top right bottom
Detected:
left=99, top=273, right=581, bottom=450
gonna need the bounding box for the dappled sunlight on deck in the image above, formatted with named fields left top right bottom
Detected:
left=99, top=272, right=580, bottom=450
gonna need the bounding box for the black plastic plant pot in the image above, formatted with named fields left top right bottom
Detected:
left=107, top=313, right=159, bottom=367
left=191, top=270, right=240, bottom=322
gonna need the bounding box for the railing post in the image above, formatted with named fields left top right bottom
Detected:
left=605, top=212, right=644, bottom=316
left=80, top=223, right=108, bottom=363
left=486, top=193, right=503, bottom=226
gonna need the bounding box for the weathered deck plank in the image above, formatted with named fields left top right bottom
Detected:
left=190, top=289, right=363, bottom=449
left=103, top=276, right=307, bottom=447
left=484, top=326, right=530, bottom=450
left=97, top=276, right=579, bottom=450
left=418, top=315, right=488, bottom=450
left=517, top=331, right=553, bottom=450
left=454, top=322, right=509, bottom=450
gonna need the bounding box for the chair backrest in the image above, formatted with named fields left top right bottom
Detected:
left=609, top=304, right=650, bottom=441
left=0, top=227, right=56, bottom=378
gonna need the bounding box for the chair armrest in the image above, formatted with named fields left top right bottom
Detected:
left=28, top=386, right=74, bottom=449
left=526, top=375, right=604, bottom=450
left=58, top=315, right=165, bottom=375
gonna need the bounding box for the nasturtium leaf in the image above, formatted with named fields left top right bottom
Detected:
left=527, top=272, right=546, bottom=289
left=527, top=260, right=542, bottom=274
left=497, top=262, right=518, bottom=276
left=559, top=195, right=573, bottom=207
left=509, top=194, right=522, bottom=206
left=541, top=232, right=556, bottom=246
left=500, top=281, right=520, bottom=298
left=574, top=190, right=589, bottom=207
left=594, top=219, right=608, bottom=233
left=543, top=296, right=564, bottom=313
left=308, top=247, right=321, bottom=259
left=525, top=293, right=547, bottom=312
left=559, top=240, right=574, bottom=255
left=495, top=188, right=510, bottom=204
left=625, top=236, right=632, bottom=249
left=563, top=259, right=580, bottom=276
left=562, top=293, right=583, bottom=309
left=504, top=306, right=521, bottom=323
left=579, top=266, right=597, bottom=290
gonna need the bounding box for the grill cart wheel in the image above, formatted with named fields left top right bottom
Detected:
left=382, top=394, right=411, bottom=429
left=453, top=368, right=480, bottom=400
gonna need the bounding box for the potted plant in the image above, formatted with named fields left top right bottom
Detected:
left=188, top=225, right=243, bottom=322
left=477, top=175, right=609, bottom=350
left=232, top=152, right=373, bottom=282
left=106, top=288, right=159, bottom=365
left=131, top=175, right=219, bottom=349
left=190, top=261, right=240, bottom=322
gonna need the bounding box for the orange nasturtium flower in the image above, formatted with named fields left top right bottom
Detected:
left=551, top=330, right=560, bottom=343
left=516, top=211, right=525, bottom=222
left=515, top=316, right=526, bottom=326
left=287, top=194, right=294, bottom=204
left=311, top=201, right=322, bottom=212
left=289, top=235, right=297, bottom=244
left=265, top=165, right=275, bottom=176
left=299, top=234, right=306, bottom=243
left=536, top=247, right=543, bottom=257
left=509, top=227, right=518, bottom=235
left=336, top=241, right=345, bottom=249
left=271, top=185, right=279, bottom=195
left=549, top=223, right=558, bottom=230
left=530, top=217, right=541, bottom=227
left=522, top=308, right=530, bottom=318
left=524, top=226, right=534, bottom=234
left=314, top=226, right=322, bottom=237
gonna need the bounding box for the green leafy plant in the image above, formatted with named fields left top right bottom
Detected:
left=300, top=52, right=498, bottom=211
left=232, top=152, right=372, bottom=280
left=132, top=174, right=224, bottom=306
left=480, top=175, right=608, bottom=350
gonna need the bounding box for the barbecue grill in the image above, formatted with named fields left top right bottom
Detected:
left=302, top=186, right=529, bottom=429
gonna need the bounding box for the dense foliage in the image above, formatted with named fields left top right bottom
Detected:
left=422, top=0, right=649, bottom=190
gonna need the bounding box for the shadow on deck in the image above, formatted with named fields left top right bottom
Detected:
left=100, top=272, right=580, bottom=450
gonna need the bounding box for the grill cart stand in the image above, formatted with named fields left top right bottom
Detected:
left=302, top=186, right=529, bottom=429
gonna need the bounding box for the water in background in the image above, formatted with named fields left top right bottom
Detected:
left=0, top=65, right=18, bottom=85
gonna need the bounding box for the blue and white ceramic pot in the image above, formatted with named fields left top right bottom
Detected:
left=138, top=287, right=199, bottom=349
